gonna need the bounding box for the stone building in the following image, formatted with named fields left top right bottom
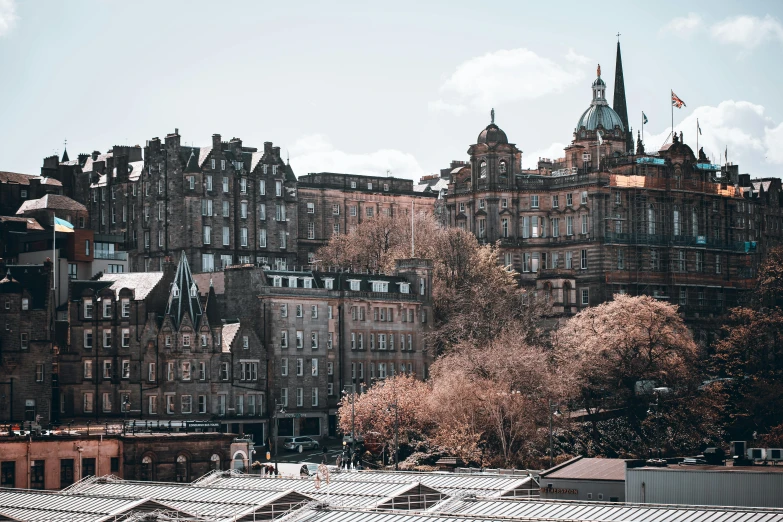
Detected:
left=441, top=43, right=783, bottom=331
left=0, top=262, right=56, bottom=425
left=296, top=173, right=437, bottom=264
left=0, top=170, right=63, bottom=216
left=223, top=258, right=434, bottom=439
left=61, top=254, right=268, bottom=441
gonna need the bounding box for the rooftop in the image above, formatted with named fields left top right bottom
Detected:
left=96, top=271, right=165, bottom=300
left=16, top=194, right=87, bottom=214
left=541, top=457, right=626, bottom=481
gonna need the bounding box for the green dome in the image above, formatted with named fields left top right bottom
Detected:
left=577, top=68, right=624, bottom=132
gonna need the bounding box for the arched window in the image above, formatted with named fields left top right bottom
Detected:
left=210, top=453, right=221, bottom=471
left=141, top=454, right=155, bottom=481
left=648, top=206, right=656, bottom=235
left=479, top=161, right=487, bottom=179
left=190, top=283, right=197, bottom=297
left=232, top=451, right=247, bottom=471
left=499, top=160, right=507, bottom=175
left=175, top=454, right=189, bottom=483
left=172, top=283, right=179, bottom=298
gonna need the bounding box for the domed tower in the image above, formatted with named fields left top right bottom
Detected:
left=468, top=109, right=521, bottom=191
left=572, top=65, right=627, bottom=170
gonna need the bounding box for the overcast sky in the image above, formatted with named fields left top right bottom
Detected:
left=1, top=0, right=782, bottom=180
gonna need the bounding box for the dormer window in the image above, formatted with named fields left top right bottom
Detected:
left=323, top=278, right=334, bottom=290
left=272, top=276, right=282, bottom=287
left=172, top=284, right=180, bottom=298
left=370, top=281, right=389, bottom=293
left=348, top=280, right=361, bottom=291
left=303, top=278, right=313, bottom=289
left=398, top=283, right=410, bottom=294
left=190, top=283, right=197, bottom=297
left=288, top=276, right=298, bottom=288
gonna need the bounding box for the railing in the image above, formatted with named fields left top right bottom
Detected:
left=603, top=232, right=754, bottom=252
left=93, top=251, right=128, bottom=260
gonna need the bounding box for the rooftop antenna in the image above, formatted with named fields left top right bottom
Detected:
left=617, top=32, right=621, bottom=42
left=287, top=149, right=290, bottom=165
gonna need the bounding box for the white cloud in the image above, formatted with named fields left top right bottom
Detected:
left=428, top=99, right=467, bottom=116
left=522, top=142, right=568, bottom=170
left=565, top=48, right=590, bottom=65
left=641, top=100, right=783, bottom=174
left=711, top=14, right=783, bottom=48
left=289, top=134, right=426, bottom=181
left=661, top=13, right=702, bottom=34
left=431, top=48, right=584, bottom=112
left=0, top=0, right=18, bottom=36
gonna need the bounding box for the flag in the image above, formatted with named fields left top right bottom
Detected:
left=671, top=90, right=686, bottom=108
left=642, top=112, right=648, bottom=125
left=697, top=118, right=702, bottom=135
left=597, top=131, right=603, bottom=145
left=54, top=217, right=73, bottom=229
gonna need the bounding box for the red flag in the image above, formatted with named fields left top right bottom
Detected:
left=671, top=90, right=686, bottom=108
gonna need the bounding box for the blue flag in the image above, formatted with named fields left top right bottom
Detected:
left=642, top=112, right=648, bottom=125
left=54, top=217, right=74, bottom=229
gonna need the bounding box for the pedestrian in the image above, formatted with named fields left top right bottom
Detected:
left=335, top=453, right=342, bottom=469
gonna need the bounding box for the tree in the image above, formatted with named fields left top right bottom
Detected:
left=555, top=294, right=701, bottom=418
left=711, top=246, right=783, bottom=439
left=337, top=375, right=433, bottom=461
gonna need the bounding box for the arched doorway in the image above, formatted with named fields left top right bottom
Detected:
left=232, top=451, right=247, bottom=472
left=140, top=454, right=155, bottom=481
left=175, top=454, right=189, bottom=483
left=210, top=453, right=221, bottom=472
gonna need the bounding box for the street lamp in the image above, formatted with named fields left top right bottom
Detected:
left=548, top=400, right=562, bottom=469
left=122, top=397, right=130, bottom=435
left=273, top=403, right=286, bottom=475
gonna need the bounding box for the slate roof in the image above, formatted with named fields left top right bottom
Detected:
left=263, top=269, right=411, bottom=293
left=541, top=456, right=626, bottom=481
left=97, top=272, right=165, bottom=300
left=16, top=194, right=87, bottom=214
left=198, top=146, right=213, bottom=168
left=39, top=177, right=63, bottom=186
left=0, top=171, right=37, bottom=185
left=128, top=161, right=144, bottom=181
left=81, top=153, right=113, bottom=173
left=192, top=272, right=225, bottom=295
left=70, top=280, right=114, bottom=301
left=0, top=216, right=44, bottom=231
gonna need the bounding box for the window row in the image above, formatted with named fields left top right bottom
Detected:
left=280, top=330, right=333, bottom=350
left=350, top=361, right=416, bottom=382
left=81, top=298, right=132, bottom=320
left=462, top=192, right=588, bottom=213
left=350, top=332, right=416, bottom=351
left=280, top=357, right=325, bottom=377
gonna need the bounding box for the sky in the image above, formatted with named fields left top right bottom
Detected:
left=1, top=0, right=782, bottom=181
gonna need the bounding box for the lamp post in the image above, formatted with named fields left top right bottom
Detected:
left=122, top=397, right=130, bottom=436
left=391, top=401, right=399, bottom=471
left=273, top=403, right=286, bottom=475
left=548, top=400, right=562, bottom=469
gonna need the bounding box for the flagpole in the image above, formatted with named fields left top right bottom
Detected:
left=671, top=90, right=674, bottom=143
left=696, top=118, right=699, bottom=156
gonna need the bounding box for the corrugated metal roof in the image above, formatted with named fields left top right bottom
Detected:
left=0, top=488, right=164, bottom=522
left=330, top=471, right=534, bottom=497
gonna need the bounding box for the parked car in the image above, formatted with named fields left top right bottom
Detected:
left=283, top=436, right=319, bottom=452
left=681, top=457, right=707, bottom=465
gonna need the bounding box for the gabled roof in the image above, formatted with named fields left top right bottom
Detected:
left=166, top=252, right=203, bottom=329
left=128, top=161, right=144, bottom=181
left=16, top=194, right=87, bottom=214
left=198, top=146, right=213, bottom=168
left=81, top=152, right=113, bottom=173
left=97, top=272, right=165, bottom=300
left=221, top=322, right=241, bottom=353
left=184, top=150, right=200, bottom=173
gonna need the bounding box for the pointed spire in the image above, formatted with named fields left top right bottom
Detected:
left=612, top=40, right=632, bottom=153
left=166, top=251, right=203, bottom=329
left=62, top=139, right=69, bottom=162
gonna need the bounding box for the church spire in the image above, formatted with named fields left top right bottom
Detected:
left=166, top=252, right=203, bottom=330
left=612, top=39, right=632, bottom=153
left=62, top=139, right=69, bottom=163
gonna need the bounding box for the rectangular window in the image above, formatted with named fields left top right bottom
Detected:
left=276, top=180, right=283, bottom=197
left=221, top=362, right=229, bottom=380
left=332, top=204, right=340, bottom=215
left=618, top=249, right=625, bottom=270
left=296, top=387, right=304, bottom=407
left=148, top=362, right=156, bottom=382
left=259, top=179, right=266, bottom=195
left=716, top=254, right=722, bottom=274
left=279, top=230, right=287, bottom=249
left=311, top=358, right=319, bottom=376
left=552, top=218, right=560, bottom=237
left=103, top=392, right=112, bottom=412
left=307, top=222, right=315, bottom=239
left=240, top=178, right=247, bottom=194
left=581, top=191, right=588, bottom=204
left=84, top=330, right=93, bottom=349
left=327, top=332, right=333, bottom=349
left=581, top=249, right=588, bottom=269
left=552, top=195, right=559, bottom=208
left=218, top=395, right=226, bottom=415
left=181, top=395, right=192, bottom=414
left=581, top=288, right=589, bottom=305
left=296, top=331, right=303, bottom=349
left=240, top=227, right=248, bottom=246
left=566, top=216, right=573, bottom=236
left=223, top=226, right=230, bottom=246
left=84, top=393, right=94, bottom=413
left=103, top=329, right=111, bottom=348
left=566, top=193, right=573, bottom=207
left=199, top=395, right=207, bottom=413
left=281, top=330, right=288, bottom=348
left=148, top=395, right=157, bottom=414
left=281, top=388, right=288, bottom=407
left=531, top=195, right=539, bottom=208
left=121, top=329, right=130, bottom=348
left=311, top=332, right=318, bottom=349
left=167, top=362, right=174, bottom=381
left=35, top=363, right=44, bottom=382
left=581, top=215, right=588, bottom=234
left=696, top=251, right=703, bottom=272
left=678, top=250, right=686, bottom=272
left=565, top=251, right=573, bottom=269
left=166, top=395, right=175, bottom=414
left=350, top=205, right=357, bottom=216
left=182, top=362, right=191, bottom=380
left=680, top=287, right=688, bottom=306
left=122, top=359, right=130, bottom=379
left=281, top=357, right=289, bottom=376
left=83, top=360, right=93, bottom=379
